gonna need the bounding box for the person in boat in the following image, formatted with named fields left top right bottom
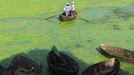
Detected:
left=71, top=2, right=76, bottom=15
left=64, top=3, right=71, bottom=16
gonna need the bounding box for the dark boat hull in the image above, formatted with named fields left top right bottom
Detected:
left=99, top=44, right=134, bottom=63
left=83, top=58, right=120, bottom=75
left=0, top=65, right=12, bottom=75
left=47, top=47, right=79, bottom=75
left=9, top=55, right=42, bottom=75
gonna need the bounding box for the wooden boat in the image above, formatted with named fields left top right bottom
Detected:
left=83, top=58, right=120, bottom=75
left=47, top=46, right=79, bottom=75
left=99, top=44, right=134, bottom=63
left=0, top=65, right=12, bottom=75
left=9, top=55, right=42, bottom=75
left=59, top=10, right=77, bottom=21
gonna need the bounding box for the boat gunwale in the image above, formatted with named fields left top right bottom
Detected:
left=99, top=44, right=134, bottom=63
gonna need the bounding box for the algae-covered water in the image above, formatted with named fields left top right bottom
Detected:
left=0, top=0, right=134, bottom=75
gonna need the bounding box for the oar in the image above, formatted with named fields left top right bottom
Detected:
left=77, top=16, right=90, bottom=22
left=36, top=15, right=57, bottom=20
left=44, top=15, right=57, bottom=20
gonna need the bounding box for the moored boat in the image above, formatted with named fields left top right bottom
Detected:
left=0, top=65, right=12, bottom=75
left=99, top=44, right=134, bottom=63
left=9, top=55, right=42, bottom=75
left=47, top=46, right=79, bottom=75
left=82, top=58, right=120, bottom=75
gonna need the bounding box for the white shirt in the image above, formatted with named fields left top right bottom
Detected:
left=71, top=4, right=75, bottom=10
left=64, top=5, right=71, bottom=11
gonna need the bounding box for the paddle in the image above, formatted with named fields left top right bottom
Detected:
left=52, top=46, right=74, bottom=70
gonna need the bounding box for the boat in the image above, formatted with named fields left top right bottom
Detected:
left=82, top=58, right=120, bottom=75
left=0, top=65, right=12, bottom=75
left=99, top=44, right=134, bottom=63
left=47, top=46, right=79, bottom=75
left=9, top=55, right=42, bottom=75
left=59, top=10, right=77, bottom=21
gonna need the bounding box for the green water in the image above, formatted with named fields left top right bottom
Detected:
left=0, top=0, right=134, bottom=75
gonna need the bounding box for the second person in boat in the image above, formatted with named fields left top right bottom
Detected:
left=71, top=2, right=77, bottom=15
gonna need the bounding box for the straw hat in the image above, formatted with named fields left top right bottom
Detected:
left=72, top=2, right=75, bottom=4
left=66, top=2, right=69, bottom=5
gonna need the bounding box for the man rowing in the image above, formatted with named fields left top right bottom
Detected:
left=64, top=3, right=71, bottom=16
left=59, top=2, right=77, bottom=21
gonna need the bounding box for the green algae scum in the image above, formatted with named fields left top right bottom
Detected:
left=0, top=0, right=134, bottom=75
